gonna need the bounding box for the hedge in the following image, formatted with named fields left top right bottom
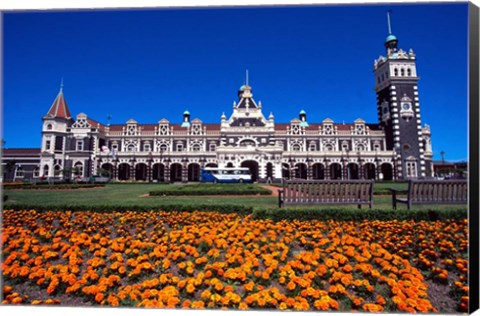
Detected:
left=3, top=203, right=467, bottom=222
left=250, top=208, right=468, bottom=222
left=149, top=184, right=272, bottom=196
left=2, top=183, right=106, bottom=190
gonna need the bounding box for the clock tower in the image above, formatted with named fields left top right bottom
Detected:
left=374, top=11, right=432, bottom=179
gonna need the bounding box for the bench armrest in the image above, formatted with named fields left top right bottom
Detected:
left=389, top=188, right=408, bottom=194
left=278, top=189, right=284, bottom=208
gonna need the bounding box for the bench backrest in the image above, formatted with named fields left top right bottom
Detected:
left=409, top=180, right=468, bottom=203
left=282, top=179, right=374, bottom=203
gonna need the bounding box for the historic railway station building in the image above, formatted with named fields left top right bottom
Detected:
left=2, top=27, right=434, bottom=183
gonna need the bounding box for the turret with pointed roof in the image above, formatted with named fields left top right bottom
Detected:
left=44, top=83, right=72, bottom=119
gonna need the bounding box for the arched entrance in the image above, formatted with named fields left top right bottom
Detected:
left=295, top=163, right=308, bottom=179
left=226, top=162, right=234, bottom=168
left=347, top=163, right=359, bottom=179
left=170, top=163, right=183, bottom=183
left=135, top=163, right=147, bottom=181
left=364, top=163, right=376, bottom=180
left=282, top=163, right=290, bottom=179
left=266, top=162, right=273, bottom=181
left=312, top=163, right=325, bottom=180
left=152, top=163, right=165, bottom=182
left=101, top=163, right=114, bottom=178
left=381, top=163, right=393, bottom=181
left=188, top=163, right=201, bottom=182
left=241, top=160, right=259, bottom=182
left=118, top=163, right=130, bottom=181
left=330, top=163, right=342, bottom=180
left=205, top=163, right=218, bottom=168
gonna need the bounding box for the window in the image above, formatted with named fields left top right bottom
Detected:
left=76, top=140, right=84, bottom=151
left=43, top=165, right=49, bottom=177
left=177, top=144, right=184, bottom=152
left=309, top=143, right=316, bottom=151
left=407, top=68, right=412, bottom=76
left=15, top=166, right=24, bottom=178
left=394, top=68, right=398, bottom=76
left=406, top=161, right=417, bottom=178
left=192, top=144, right=201, bottom=152
left=160, top=144, right=168, bottom=152
left=45, top=140, right=51, bottom=150
left=324, top=144, right=333, bottom=151
left=291, top=144, right=301, bottom=151
left=342, top=143, right=349, bottom=151
left=356, top=144, right=365, bottom=151
left=47, top=124, right=53, bottom=130
left=400, top=68, right=405, bottom=76
left=209, top=144, right=217, bottom=152
left=74, top=162, right=83, bottom=177
left=126, top=144, right=136, bottom=152
left=144, top=143, right=151, bottom=152
left=33, top=167, right=40, bottom=178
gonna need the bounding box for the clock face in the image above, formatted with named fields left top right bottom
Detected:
left=402, top=103, right=412, bottom=111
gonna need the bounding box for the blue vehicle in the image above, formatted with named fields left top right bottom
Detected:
left=200, top=167, right=252, bottom=183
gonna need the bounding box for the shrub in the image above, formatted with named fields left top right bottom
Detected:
left=251, top=208, right=468, bottom=222
left=149, top=183, right=272, bottom=196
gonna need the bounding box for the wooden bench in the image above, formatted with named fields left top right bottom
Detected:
left=278, top=179, right=374, bottom=209
left=390, top=179, right=468, bottom=210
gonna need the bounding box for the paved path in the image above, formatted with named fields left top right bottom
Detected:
left=261, top=185, right=281, bottom=197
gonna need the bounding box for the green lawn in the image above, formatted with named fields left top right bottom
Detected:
left=3, top=183, right=466, bottom=211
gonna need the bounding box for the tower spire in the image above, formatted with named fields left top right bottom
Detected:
left=387, top=10, right=392, bottom=35
left=246, top=69, right=249, bottom=86
left=60, top=78, right=64, bottom=92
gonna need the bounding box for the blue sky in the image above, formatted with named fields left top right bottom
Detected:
left=2, top=2, right=469, bottom=161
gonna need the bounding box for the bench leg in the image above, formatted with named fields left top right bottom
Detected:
left=392, top=194, right=397, bottom=210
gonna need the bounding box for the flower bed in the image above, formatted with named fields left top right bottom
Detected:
left=2, top=210, right=468, bottom=312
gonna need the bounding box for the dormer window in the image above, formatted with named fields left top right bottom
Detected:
left=47, top=124, right=53, bottom=130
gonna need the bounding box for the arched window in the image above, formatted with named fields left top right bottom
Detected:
left=400, top=68, right=405, bottom=76
left=127, top=144, right=136, bottom=152
left=394, top=68, right=398, bottom=76
left=33, top=167, right=40, bottom=177
left=47, top=124, right=53, bottom=130
left=309, top=143, right=316, bottom=151
left=291, top=144, right=301, bottom=151
left=324, top=144, right=333, bottom=151
left=160, top=144, right=168, bottom=152
left=192, top=144, right=201, bottom=152
left=15, top=166, right=24, bottom=178
left=356, top=144, right=365, bottom=151
left=407, top=68, right=412, bottom=76
left=74, top=162, right=83, bottom=177
left=43, top=165, right=49, bottom=177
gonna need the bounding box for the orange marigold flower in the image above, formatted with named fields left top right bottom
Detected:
left=95, top=293, right=104, bottom=303
left=287, top=281, right=296, bottom=291
left=363, top=303, right=384, bottom=312
left=186, top=283, right=196, bottom=294
left=191, top=301, right=205, bottom=309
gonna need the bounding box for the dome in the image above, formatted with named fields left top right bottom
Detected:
left=299, top=110, right=306, bottom=115
left=385, top=34, right=397, bottom=43
left=183, top=110, right=190, bottom=115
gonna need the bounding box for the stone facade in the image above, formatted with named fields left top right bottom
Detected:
left=2, top=26, right=434, bottom=183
